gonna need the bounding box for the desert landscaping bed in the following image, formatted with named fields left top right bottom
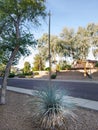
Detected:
left=0, top=91, right=98, bottom=130
left=33, top=70, right=98, bottom=81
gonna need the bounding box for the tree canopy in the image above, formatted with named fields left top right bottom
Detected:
left=0, top=0, right=46, bottom=64
left=37, top=23, right=98, bottom=66
left=38, top=33, right=60, bottom=64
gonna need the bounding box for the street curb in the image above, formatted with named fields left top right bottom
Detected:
left=6, top=77, right=98, bottom=84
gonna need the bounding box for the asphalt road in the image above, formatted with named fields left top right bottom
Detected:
left=0, top=78, right=98, bottom=101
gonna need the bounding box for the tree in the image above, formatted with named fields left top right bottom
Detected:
left=0, top=64, right=6, bottom=76
left=75, top=26, right=89, bottom=60
left=23, top=62, right=31, bottom=74
left=58, top=27, right=76, bottom=59
left=0, top=0, right=46, bottom=104
left=86, top=23, right=98, bottom=59
left=74, top=24, right=98, bottom=62
left=38, top=33, right=60, bottom=64
left=33, top=54, right=45, bottom=71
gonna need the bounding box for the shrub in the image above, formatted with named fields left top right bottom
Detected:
left=45, top=67, right=50, bottom=71
left=51, top=74, right=56, bottom=79
left=9, top=73, right=15, bottom=78
left=56, top=64, right=60, bottom=71
left=18, top=74, right=25, bottom=78
left=95, top=62, right=98, bottom=67
left=34, top=72, right=39, bottom=75
left=24, top=72, right=33, bottom=76
left=60, top=64, right=71, bottom=70
left=25, top=75, right=33, bottom=78
left=65, top=64, right=71, bottom=69
left=31, top=86, right=77, bottom=130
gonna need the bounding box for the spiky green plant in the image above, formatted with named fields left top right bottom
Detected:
left=31, top=86, right=77, bottom=130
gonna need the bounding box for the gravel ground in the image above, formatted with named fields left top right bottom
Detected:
left=0, top=91, right=98, bottom=130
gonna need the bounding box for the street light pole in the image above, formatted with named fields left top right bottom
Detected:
left=48, top=11, right=51, bottom=81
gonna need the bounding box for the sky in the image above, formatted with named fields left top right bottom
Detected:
left=16, top=0, right=98, bottom=68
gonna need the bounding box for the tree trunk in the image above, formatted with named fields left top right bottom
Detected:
left=0, top=46, right=19, bottom=104
left=0, top=18, right=20, bottom=104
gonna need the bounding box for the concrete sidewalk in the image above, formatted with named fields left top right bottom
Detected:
left=1, top=85, right=98, bottom=111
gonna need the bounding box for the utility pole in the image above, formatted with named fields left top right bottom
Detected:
left=48, top=11, right=51, bottom=82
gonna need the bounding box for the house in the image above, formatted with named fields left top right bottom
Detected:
left=72, top=60, right=97, bottom=69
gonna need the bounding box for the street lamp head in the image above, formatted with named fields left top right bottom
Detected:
left=48, top=10, right=51, bottom=16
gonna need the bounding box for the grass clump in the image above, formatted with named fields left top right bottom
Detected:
left=31, top=85, right=77, bottom=130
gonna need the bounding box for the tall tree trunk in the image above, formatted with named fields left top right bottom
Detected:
left=0, top=46, right=19, bottom=104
